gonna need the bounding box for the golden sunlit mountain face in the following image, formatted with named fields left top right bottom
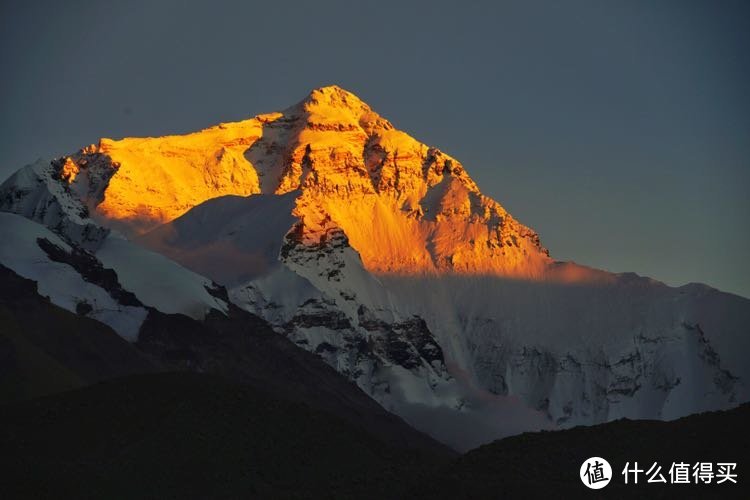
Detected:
left=71, top=120, right=265, bottom=234
left=59, top=85, right=576, bottom=279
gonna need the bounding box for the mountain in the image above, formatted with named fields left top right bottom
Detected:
left=1, top=85, right=748, bottom=451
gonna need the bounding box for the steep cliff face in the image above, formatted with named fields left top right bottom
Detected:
left=289, top=87, right=550, bottom=276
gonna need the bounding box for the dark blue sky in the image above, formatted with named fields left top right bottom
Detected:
left=2, top=0, right=748, bottom=297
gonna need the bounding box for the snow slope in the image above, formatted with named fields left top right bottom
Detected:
left=97, top=233, right=228, bottom=319
left=0, top=213, right=227, bottom=340
left=136, top=192, right=298, bottom=285
left=0, top=212, right=146, bottom=340
left=376, top=274, right=750, bottom=425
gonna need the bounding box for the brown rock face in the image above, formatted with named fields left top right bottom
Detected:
left=60, top=85, right=552, bottom=277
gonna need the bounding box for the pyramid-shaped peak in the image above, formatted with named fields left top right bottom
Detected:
left=285, top=85, right=391, bottom=132
left=302, top=85, right=371, bottom=112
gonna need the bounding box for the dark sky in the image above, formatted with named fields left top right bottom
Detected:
left=2, top=0, right=749, bottom=297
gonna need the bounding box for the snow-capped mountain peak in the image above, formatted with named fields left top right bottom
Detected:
left=1, top=85, right=748, bottom=451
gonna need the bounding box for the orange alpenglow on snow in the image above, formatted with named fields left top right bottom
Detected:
left=59, top=85, right=594, bottom=279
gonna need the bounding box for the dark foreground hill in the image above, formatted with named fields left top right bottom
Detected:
left=0, top=372, right=447, bottom=499
left=0, top=373, right=747, bottom=499
left=411, top=403, right=750, bottom=499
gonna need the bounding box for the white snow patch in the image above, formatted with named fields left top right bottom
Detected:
left=96, top=233, right=228, bottom=320
left=0, top=212, right=146, bottom=340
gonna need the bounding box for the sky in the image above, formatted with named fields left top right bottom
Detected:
left=1, top=0, right=749, bottom=297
